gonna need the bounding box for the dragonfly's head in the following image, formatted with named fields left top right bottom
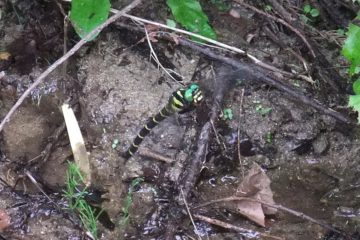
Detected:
left=184, top=83, right=203, bottom=104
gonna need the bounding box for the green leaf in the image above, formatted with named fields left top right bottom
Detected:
left=303, top=4, right=311, bottom=13
left=353, top=79, right=360, bottom=94
left=264, top=5, right=272, bottom=12
left=337, top=28, right=345, bottom=36
left=69, top=0, right=110, bottom=40
left=167, top=0, right=217, bottom=40
left=310, top=8, right=319, bottom=17
left=222, top=108, right=233, bottom=120
left=166, top=19, right=177, bottom=28
left=342, top=18, right=360, bottom=74
left=349, top=94, right=360, bottom=123
left=255, top=104, right=272, bottom=116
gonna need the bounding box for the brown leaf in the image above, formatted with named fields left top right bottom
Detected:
left=145, top=24, right=160, bottom=32
left=0, top=209, right=11, bottom=232
left=235, top=163, right=277, bottom=226
left=0, top=52, right=11, bottom=60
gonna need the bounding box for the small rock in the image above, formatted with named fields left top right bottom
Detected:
left=312, top=134, right=329, bottom=155
left=229, top=9, right=241, bottom=18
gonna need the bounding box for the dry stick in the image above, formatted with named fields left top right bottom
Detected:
left=143, top=27, right=183, bottom=86
left=0, top=0, right=142, bottom=132
left=112, top=11, right=313, bottom=83
left=175, top=36, right=354, bottom=124
left=180, top=188, right=202, bottom=240
left=194, top=196, right=344, bottom=235
left=138, top=147, right=174, bottom=163
left=193, top=214, right=284, bottom=240
left=182, top=68, right=228, bottom=198
left=165, top=66, right=230, bottom=240
left=237, top=89, right=245, bottom=179
left=262, top=26, right=309, bottom=72
left=258, top=0, right=346, bottom=92
left=234, top=0, right=316, bottom=58
left=112, top=22, right=350, bottom=124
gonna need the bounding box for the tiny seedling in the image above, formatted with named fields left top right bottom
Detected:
left=222, top=108, right=233, bottom=120
left=255, top=104, right=272, bottom=116
left=119, top=178, right=144, bottom=226
left=265, top=132, right=273, bottom=144
left=337, top=28, right=345, bottom=36
left=264, top=5, right=272, bottom=12
left=301, top=4, right=319, bottom=23
left=166, top=19, right=177, bottom=28
left=303, top=4, right=319, bottom=18
left=64, top=162, right=101, bottom=239
left=112, top=139, right=119, bottom=149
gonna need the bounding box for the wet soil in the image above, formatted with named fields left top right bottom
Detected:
left=0, top=0, right=360, bottom=239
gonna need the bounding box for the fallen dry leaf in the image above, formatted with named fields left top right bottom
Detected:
left=235, top=163, right=277, bottom=227
left=0, top=209, right=11, bottom=232
left=0, top=52, right=11, bottom=60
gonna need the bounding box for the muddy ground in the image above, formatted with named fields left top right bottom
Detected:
left=0, top=0, right=360, bottom=239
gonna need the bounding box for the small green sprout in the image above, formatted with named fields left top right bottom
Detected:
left=222, top=108, right=233, bottom=120
left=301, top=4, right=319, bottom=23
left=337, top=28, right=345, bottom=36
left=64, top=162, right=101, bottom=239
left=255, top=104, right=272, bottom=116
left=265, top=132, right=273, bottom=144
left=166, top=19, right=176, bottom=28
left=303, top=4, right=319, bottom=17
left=119, top=178, right=144, bottom=226
left=112, top=139, right=119, bottom=149
left=264, top=5, right=272, bottom=12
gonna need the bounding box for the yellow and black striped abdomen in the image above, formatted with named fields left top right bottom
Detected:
left=123, top=104, right=175, bottom=159
left=124, top=84, right=202, bottom=160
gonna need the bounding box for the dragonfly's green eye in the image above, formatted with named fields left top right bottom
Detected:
left=184, top=84, right=200, bottom=102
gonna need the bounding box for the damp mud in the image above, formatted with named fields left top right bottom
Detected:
left=0, top=0, right=359, bottom=239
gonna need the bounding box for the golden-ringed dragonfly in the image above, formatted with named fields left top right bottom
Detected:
left=124, top=83, right=203, bottom=159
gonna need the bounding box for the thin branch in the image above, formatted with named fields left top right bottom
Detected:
left=193, top=214, right=284, bottom=240
left=111, top=10, right=313, bottom=82
left=234, top=0, right=316, bottom=57
left=174, top=36, right=354, bottom=124
left=0, top=0, right=142, bottom=132
left=194, top=196, right=345, bottom=235
left=144, top=27, right=183, bottom=86
left=181, top=188, right=202, bottom=240
left=237, top=89, right=245, bottom=179
left=138, top=147, right=174, bottom=163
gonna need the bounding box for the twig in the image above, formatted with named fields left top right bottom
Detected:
left=165, top=65, right=231, bottom=240
left=109, top=9, right=313, bottom=83
left=234, top=0, right=316, bottom=58
left=237, top=89, right=245, bottom=179
left=194, top=196, right=344, bottom=235
left=262, top=26, right=310, bottom=73
left=193, top=214, right=284, bottom=240
left=138, top=147, right=174, bottom=163
left=113, top=22, right=352, bottom=124
left=174, top=36, right=354, bottom=124
left=181, top=188, right=202, bottom=240
left=210, top=119, right=226, bottom=151
left=0, top=0, right=142, bottom=132
left=143, top=27, right=183, bottom=86
left=181, top=66, right=229, bottom=198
